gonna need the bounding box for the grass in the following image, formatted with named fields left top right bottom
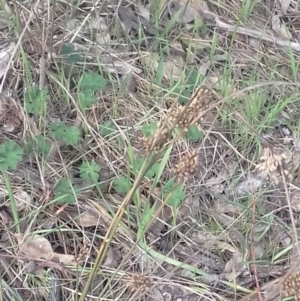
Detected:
left=1, top=0, right=300, bottom=301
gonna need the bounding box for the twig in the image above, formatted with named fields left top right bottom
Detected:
left=248, top=196, right=263, bottom=301
left=206, top=18, right=300, bottom=53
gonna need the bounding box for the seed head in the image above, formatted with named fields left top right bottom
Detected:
left=281, top=270, right=300, bottom=300
left=141, top=121, right=171, bottom=153
left=73, top=241, right=90, bottom=264
left=174, top=149, right=198, bottom=182
left=169, top=85, right=213, bottom=131
left=128, top=273, right=152, bottom=292
left=256, top=147, right=292, bottom=185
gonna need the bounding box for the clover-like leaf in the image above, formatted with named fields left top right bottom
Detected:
left=0, top=140, right=23, bottom=171
left=113, top=176, right=132, bottom=195
left=53, top=178, right=78, bottom=204
left=79, top=161, right=100, bottom=181
left=162, top=178, right=185, bottom=208
left=50, top=122, right=80, bottom=146
left=78, top=71, right=107, bottom=90
left=24, top=85, right=48, bottom=115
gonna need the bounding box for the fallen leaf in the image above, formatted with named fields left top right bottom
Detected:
left=61, top=206, right=102, bottom=227
left=223, top=251, right=245, bottom=281
left=14, top=233, right=54, bottom=260
left=171, top=0, right=203, bottom=23
left=118, top=6, right=137, bottom=34
left=290, top=191, right=300, bottom=212
left=280, top=0, right=291, bottom=13
left=230, top=49, right=262, bottom=63
left=271, top=14, right=292, bottom=40
left=162, top=56, right=185, bottom=81
left=0, top=42, right=15, bottom=79
left=137, top=0, right=150, bottom=21
left=53, top=253, right=76, bottom=265
left=235, top=175, right=265, bottom=195
left=214, top=200, right=241, bottom=215
left=103, top=248, right=119, bottom=268
left=14, top=189, right=32, bottom=211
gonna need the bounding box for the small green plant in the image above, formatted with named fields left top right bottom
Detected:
left=53, top=178, right=78, bottom=204
left=25, top=135, right=51, bottom=156
left=141, top=122, right=157, bottom=138
left=76, top=71, right=107, bottom=112
left=186, top=125, right=203, bottom=142
left=162, top=178, right=185, bottom=208
left=50, top=122, right=80, bottom=145
left=24, top=85, right=48, bottom=115
left=135, top=157, right=160, bottom=179
left=78, top=71, right=107, bottom=90
left=78, top=90, right=98, bottom=110
left=113, top=175, right=132, bottom=195
left=0, top=140, right=23, bottom=171
left=79, top=161, right=100, bottom=181
left=61, top=43, right=84, bottom=63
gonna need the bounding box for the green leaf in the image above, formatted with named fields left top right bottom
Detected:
left=186, top=125, right=203, bottom=142
left=50, top=122, right=80, bottom=146
left=162, top=178, right=185, bottom=208
left=78, top=71, right=107, bottom=90
left=0, top=140, right=23, bottom=171
left=113, top=176, right=132, bottom=195
left=135, top=157, right=159, bottom=179
left=53, top=178, right=77, bottom=204
left=99, top=121, right=116, bottom=137
left=141, top=122, right=156, bottom=137
left=24, top=85, right=48, bottom=115
left=35, top=135, right=51, bottom=156
left=78, top=90, right=98, bottom=110
left=79, top=161, right=100, bottom=181
left=61, top=43, right=84, bottom=63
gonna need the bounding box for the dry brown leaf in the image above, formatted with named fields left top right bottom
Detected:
left=118, top=6, right=137, bottom=34
left=53, top=253, right=76, bottom=265
left=0, top=42, right=15, bottom=79
left=271, top=14, right=292, bottom=40
left=290, top=191, right=300, bottom=212
left=171, top=0, right=203, bottom=23
left=236, top=175, right=265, bottom=195
left=223, top=251, right=245, bottom=281
left=14, top=233, right=54, bottom=260
left=280, top=0, right=291, bottom=13
left=214, top=200, right=241, bottom=215
left=61, top=206, right=102, bottom=227
left=140, top=52, right=159, bottom=72
left=137, top=0, right=150, bottom=21
left=103, top=248, right=119, bottom=268
left=14, top=189, right=32, bottom=211
left=230, top=49, right=262, bottom=63
left=162, top=57, right=185, bottom=81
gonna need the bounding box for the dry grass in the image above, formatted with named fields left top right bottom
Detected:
left=1, top=0, right=300, bottom=301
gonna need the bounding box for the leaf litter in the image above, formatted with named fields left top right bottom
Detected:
left=2, top=0, right=300, bottom=300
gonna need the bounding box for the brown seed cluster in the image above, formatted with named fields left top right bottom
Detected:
left=142, top=122, right=171, bottom=153
left=281, top=270, right=300, bottom=300
left=170, top=86, right=212, bottom=132
left=73, top=241, right=90, bottom=264
left=173, top=149, right=198, bottom=182
left=256, top=147, right=292, bottom=185
left=128, top=273, right=152, bottom=292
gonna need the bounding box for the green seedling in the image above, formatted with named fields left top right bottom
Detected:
left=53, top=177, right=79, bottom=204
left=0, top=140, right=23, bottom=171
left=50, top=122, right=80, bottom=146
left=24, top=85, right=48, bottom=115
